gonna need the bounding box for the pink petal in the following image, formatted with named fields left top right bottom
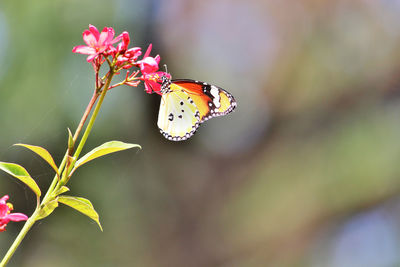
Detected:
left=154, top=55, right=160, bottom=64
left=0, top=217, right=10, bottom=224
left=142, top=72, right=167, bottom=95
left=72, top=45, right=96, bottom=55
left=7, top=213, right=28, bottom=222
left=99, top=27, right=114, bottom=46
left=151, top=84, right=162, bottom=95
left=122, top=48, right=141, bottom=62
left=115, top=32, right=129, bottom=52
left=126, top=47, right=141, bottom=55
left=0, top=204, right=8, bottom=217
left=116, top=55, right=128, bottom=63
left=123, top=31, right=130, bottom=40
left=86, top=53, right=99, bottom=62
left=144, top=81, right=154, bottom=94
left=113, top=31, right=128, bottom=46
left=140, top=57, right=160, bottom=74
left=83, top=30, right=97, bottom=47
left=0, top=195, right=8, bottom=204
left=116, top=43, right=124, bottom=53
left=88, top=24, right=100, bottom=40
left=143, top=44, right=152, bottom=58
left=108, top=28, right=116, bottom=42
left=98, top=28, right=108, bottom=45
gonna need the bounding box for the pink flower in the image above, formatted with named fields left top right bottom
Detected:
left=72, top=25, right=122, bottom=62
left=125, top=47, right=142, bottom=60
left=137, top=44, right=160, bottom=74
left=134, top=44, right=166, bottom=94
left=0, top=195, right=28, bottom=232
left=141, top=72, right=171, bottom=95
left=116, top=47, right=142, bottom=68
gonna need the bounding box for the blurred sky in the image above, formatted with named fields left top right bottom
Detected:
left=2, top=0, right=400, bottom=266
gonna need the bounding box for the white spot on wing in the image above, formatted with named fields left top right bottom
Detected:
left=210, top=85, right=221, bottom=108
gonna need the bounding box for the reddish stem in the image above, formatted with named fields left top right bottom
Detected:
left=72, top=90, right=99, bottom=143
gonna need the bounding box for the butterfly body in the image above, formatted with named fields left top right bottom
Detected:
left=157, top=78, right=236, bottom=141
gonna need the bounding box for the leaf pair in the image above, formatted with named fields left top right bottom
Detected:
left=0, top=140, right=140, bottom=231
left=37, top=194, right=102, bottom=231
left=0, top=141, right=140, bottom=198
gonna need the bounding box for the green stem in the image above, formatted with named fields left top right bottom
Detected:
left=61, top=69, right=115, bottom=183
left=42, top=89, right=100, bottom=203
left=0, top=67, right=116, bottom=267
left=73, top=70, right=115, bottom=163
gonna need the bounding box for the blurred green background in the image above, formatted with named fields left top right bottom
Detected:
left=1, top=0, right=400, bottom=266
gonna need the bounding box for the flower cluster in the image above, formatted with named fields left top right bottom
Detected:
left=72, top=25, right=170, bottom=94
left=0, top=195, right=28, bottom=232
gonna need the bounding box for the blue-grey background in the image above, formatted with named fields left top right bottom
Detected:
left=1, top=0, right=400, bottom=266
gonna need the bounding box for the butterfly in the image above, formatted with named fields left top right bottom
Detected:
left=157, top=75, right=237, bottom=141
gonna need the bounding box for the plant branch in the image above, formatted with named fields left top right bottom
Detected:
left=0, top=67, right=116, bottom=267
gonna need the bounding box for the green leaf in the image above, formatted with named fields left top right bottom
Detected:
left=54, top=186, right=70, bottom=196
left=15, top=143, right=59, bottom=176
left=37, top=199, right=58, bottom=220
left=58, top=195, right=103, bottom=231
left=74, top=141, right=140, bottom=170
left=67, top=128, right=74, bottom=151
left=0, top=162, right=41, bottom=197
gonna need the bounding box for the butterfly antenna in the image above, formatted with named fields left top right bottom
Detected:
left=163, top=64, right=168, bottom=74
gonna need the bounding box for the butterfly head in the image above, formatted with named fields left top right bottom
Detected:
left=160, top=74, right=172, bottom=94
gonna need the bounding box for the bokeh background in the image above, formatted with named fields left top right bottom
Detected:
left=1, top=0, right=400, bottom=266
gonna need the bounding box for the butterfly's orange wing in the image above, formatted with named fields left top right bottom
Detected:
left=171, top=79, right=236, bottom=122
